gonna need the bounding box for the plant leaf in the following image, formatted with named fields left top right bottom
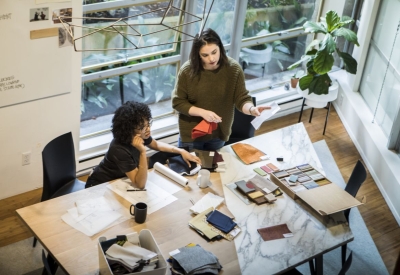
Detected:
left=332, top=28, right=359, bottom=46
left=308, top=74, right=331, bottom=95
left=325, top=10, right=340, bottom=32
left=299, top=74, right=313, bottom=90
left=306, top=39, right=320, bottom=52
left=303, top=21, right=327, bottom=34
left=338, top=50, right=358, bottom=74
left=320, top=33, right=336, bottom=54
left=287, top=55, right=310, bottom=70
left=313, top=49, right=334, bottom=74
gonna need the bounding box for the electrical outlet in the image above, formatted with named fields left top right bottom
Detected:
left=22, top=151, right=31, bottom=166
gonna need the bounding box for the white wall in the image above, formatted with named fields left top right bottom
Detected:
left=0, top=0, right=82, bottom=200
left=333, top=70, right=400, bottom=225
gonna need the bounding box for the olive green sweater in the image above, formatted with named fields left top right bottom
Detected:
left=172, top=57, right=252, bottom=142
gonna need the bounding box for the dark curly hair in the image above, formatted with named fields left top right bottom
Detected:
left=111, top=101, right=152, bottom=144
left=189, top=28, right=228, bottom=78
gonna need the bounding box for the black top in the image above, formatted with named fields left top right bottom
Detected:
left=85, top=137, right=153, bottom=188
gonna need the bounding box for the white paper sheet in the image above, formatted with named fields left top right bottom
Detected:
left=189, top=192, right=225, bottom=214
left=61, top=192, right=130, bottom=236
left=107, top=178, right=177, bottom=214
left=251, top=102, right=281, bottom=130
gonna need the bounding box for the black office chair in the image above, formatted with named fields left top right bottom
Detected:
left=42, top=249, right=57, bottom=275
left=33, top=132, right=85, bottom=247
left=225, top=97, right=256, bottom=146
left=341, top=160, right=367, bottom=266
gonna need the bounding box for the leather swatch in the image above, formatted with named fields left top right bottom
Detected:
left=257, top=223, right=292, bottom=241
left=191, top=120, right=218, bottom=139
left=231, top=143, right=266, bottom=165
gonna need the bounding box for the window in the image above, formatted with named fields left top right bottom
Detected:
left=359, top=0, right=400, bottom=149
left=79, top=0, right=322, bottom=144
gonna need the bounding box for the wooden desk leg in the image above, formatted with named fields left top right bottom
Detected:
left=315, top=254, right=323, bottom=275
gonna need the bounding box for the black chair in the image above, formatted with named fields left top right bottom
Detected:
left=42, top=249, right=57, bottom=275
left=33, top=132, right=85, bottom=247
left=225, top=97, right=256, bottom=146
left=341, top=160, right=367, bottom=266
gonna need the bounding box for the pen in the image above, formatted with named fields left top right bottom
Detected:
left=127, top=189, right=146, bottom=192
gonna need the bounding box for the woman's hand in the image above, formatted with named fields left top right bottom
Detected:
left=250, top=106, right=272, bottom=116
left=201, top=110, right=222, bottom=123
left=181, top=150, right=202, bottom=167
left=131, top=134, right=146, bottom=153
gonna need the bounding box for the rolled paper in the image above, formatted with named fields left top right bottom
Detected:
left=153, top=162, right=188, bottom=186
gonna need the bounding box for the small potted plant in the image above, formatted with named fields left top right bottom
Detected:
left=290, top=69, right=304, bottom=89
left=288, top=10, right=359, bottom=96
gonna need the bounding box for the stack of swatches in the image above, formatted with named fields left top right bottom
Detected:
left=271, top=163, right=331, bottom=193
left=168, top=243, right=223, bottom=275
left=104, top=238, right=159, bottom=274
left=193, top=149, right=224, bottom=172
left=234, top=174, right=282, bottom=205
left=188, top=207, right=240, bottom=242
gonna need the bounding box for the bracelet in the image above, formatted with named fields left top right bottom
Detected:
left=248, top=106, right=254, bottom=115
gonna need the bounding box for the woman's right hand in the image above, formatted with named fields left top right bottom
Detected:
left=201, top=110, right=222, bottom=123
left=131, top=134, right=146, bottom=153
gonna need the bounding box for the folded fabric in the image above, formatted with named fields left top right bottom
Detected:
left=168, top=155, right=200, bottom=175
left=231, top=143, right=266, bottom=165
left=106, top=242, right=158, bottom=266
left=171, top=245, right=220, bottom=274
left=193, top=149, right=217, bottom=171
left=206, top=210, right=237, bottom=234
left=191, top=120, right=218, bottom=139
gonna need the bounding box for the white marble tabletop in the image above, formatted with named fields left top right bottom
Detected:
left=219, top=122, right=352, bottom=274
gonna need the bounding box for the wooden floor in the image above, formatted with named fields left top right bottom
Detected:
left=1, top=107, right=399, bottom=274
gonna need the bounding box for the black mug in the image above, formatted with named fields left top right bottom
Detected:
left=130, top=202, right=147, bottom=224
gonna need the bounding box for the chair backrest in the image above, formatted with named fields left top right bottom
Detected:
left=225, top=97, right=256, bottom=145
left=345, top=160, right=367, bottom=197
left=41, top=132, right=77, bottom=201
left=343, top=160, right=367, bottom=221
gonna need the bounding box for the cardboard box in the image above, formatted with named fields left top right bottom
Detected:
left=98, top=229, right=167, bottom=275
left=270, top=164, right=362, bottom=215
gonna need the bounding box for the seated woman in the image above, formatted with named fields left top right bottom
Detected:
left=85, top=101, right=201, bottom=189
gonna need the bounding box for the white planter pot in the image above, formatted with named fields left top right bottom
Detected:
left=297, top=80, right=339, bottom=108
left=241, top=44, right=273, bottom=64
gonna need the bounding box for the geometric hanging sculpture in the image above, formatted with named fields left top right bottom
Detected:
left=58, top=0, right=215, bottom=52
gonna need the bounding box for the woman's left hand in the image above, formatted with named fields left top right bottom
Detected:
left=251, top=106, right=272, bottom=116
left=181, top=150, right=202, bottom=166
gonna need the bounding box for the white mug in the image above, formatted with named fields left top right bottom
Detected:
left=197, top=169, right=211, bottom=188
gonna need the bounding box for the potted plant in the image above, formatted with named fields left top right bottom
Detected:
left=288, top=10, right=359, bottom=97
left=290, top=69, right=304, bottom=89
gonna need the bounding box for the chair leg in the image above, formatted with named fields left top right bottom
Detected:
left=309, top=108, right=314, bottom=123
left=298, top=98, right=306, bottom=123
left=33, top=237, right=37, bottom=247
left=341, top=244, right=347, bottom=267
left=323, top=102, right=332, bottom=135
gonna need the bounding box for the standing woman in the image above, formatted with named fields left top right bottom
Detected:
left=85, top=101, right=200, bottom=189
left=172, top=28, right=268, bottom=151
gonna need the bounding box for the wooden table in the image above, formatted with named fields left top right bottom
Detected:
left=16, top=171, right=240, bottom=275
left=16, top=122, right=352, bottom=275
